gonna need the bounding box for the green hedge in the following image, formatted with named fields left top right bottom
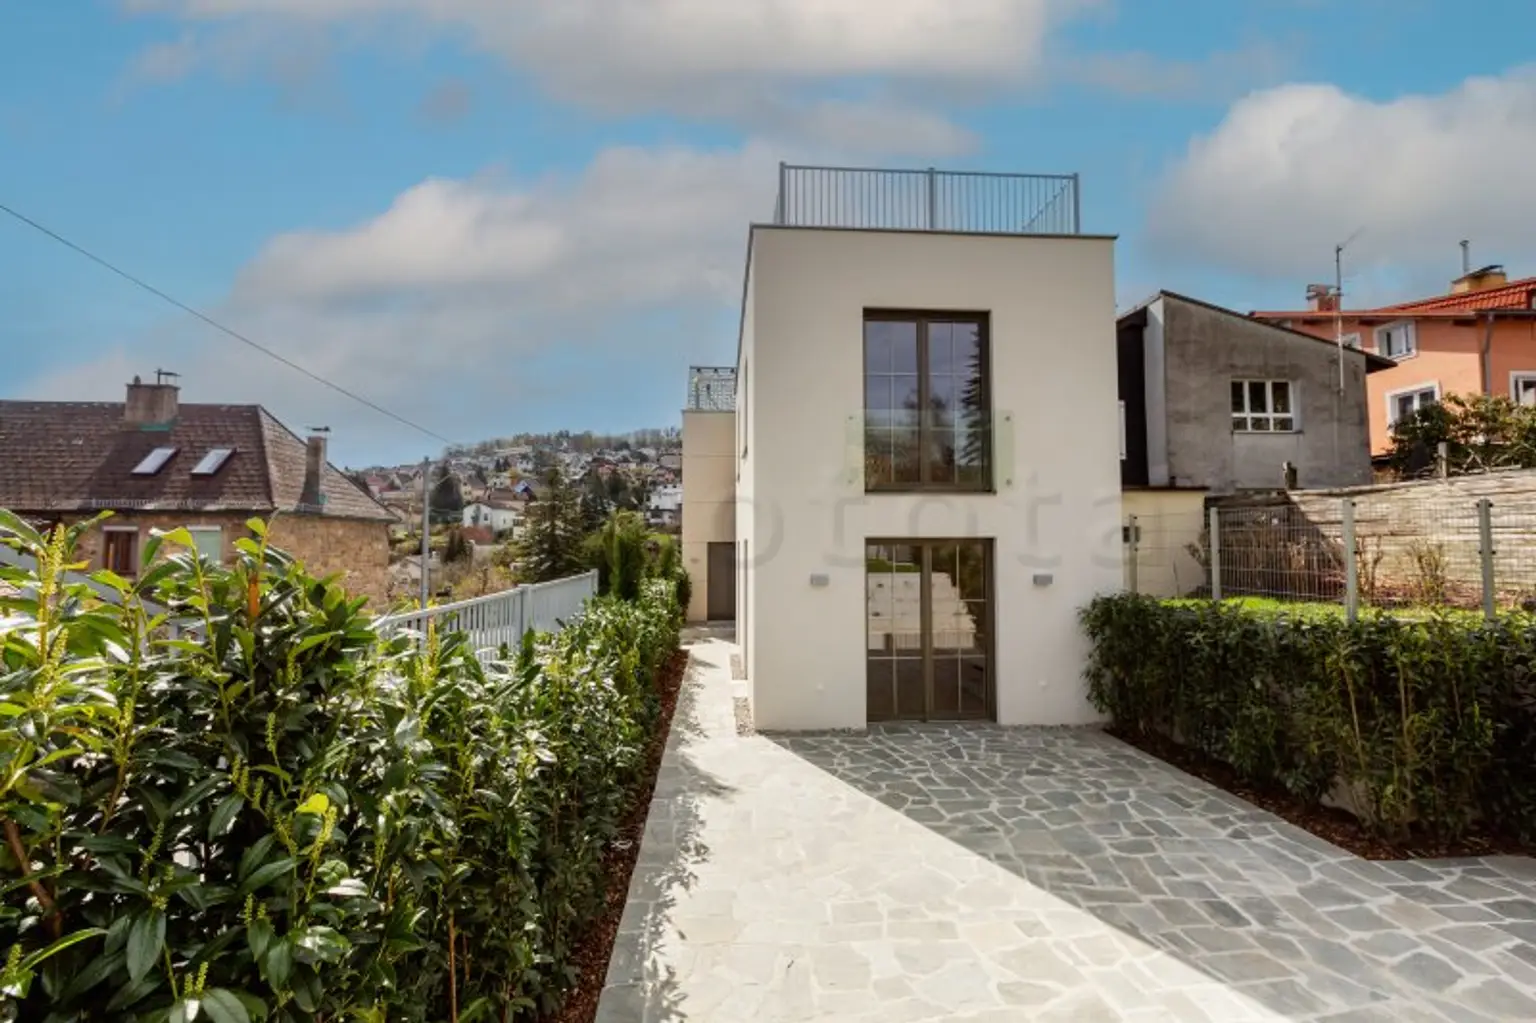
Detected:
left=1080, top=593, right=1536, bottom=846
left=0, top=511, right=679, bottom=1022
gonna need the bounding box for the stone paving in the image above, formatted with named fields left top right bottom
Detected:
left=597, top=638, right=1536, bottom=1021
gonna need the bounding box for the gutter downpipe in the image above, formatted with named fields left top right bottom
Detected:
left=1482, top=311, right=1495, bottom=395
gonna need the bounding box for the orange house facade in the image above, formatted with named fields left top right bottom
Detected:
left=1253, top=266, right=1536, bottom=456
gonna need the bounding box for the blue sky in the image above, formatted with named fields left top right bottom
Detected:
left=5, top=1, right=1536, bottom=466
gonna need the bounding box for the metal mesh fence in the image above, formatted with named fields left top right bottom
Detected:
left=1490, top=504, right=1536, bottom=611
left=1125, top=492, right=1536, bottom=618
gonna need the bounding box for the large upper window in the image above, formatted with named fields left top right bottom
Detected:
left=864, top=312, right=991, bottom=491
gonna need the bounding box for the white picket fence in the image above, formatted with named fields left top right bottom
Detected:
left=374, top=570, right=599, bottom=655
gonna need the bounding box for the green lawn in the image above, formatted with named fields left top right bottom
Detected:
left=1161, top=595, right=1501, bottom=624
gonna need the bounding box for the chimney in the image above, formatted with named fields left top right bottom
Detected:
left=1305, top=284, right=1338, bottom=312
left=124, top=371, right=180, bottom=429
left=301, top=428, right=329, bottom=510
left=1451, top=264, right=1508, bottom=295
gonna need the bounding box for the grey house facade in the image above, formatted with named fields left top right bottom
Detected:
left=1118, top=292, right=1391, bottom=494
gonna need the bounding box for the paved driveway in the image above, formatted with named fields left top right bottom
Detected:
left=598, top=639, right=1536, bottom=1022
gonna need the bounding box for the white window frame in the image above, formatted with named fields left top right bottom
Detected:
left=1118, top=400, right=1127, bottom=460
left=1341, top=332, right=1362, bottom=350
left=1373, top=320, right=1417, bottom=359
left=188, top=525, right=224, bottom=565
left=1231, top=379, right=1299, bottom=433
left=1511, top=372, right=1536, bottom=407
left=1385, top=380, right=1440, bottom=427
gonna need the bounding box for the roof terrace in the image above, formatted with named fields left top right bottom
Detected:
left=772, top=162, right=1081, bottom=236
left=686, top=366, right=736, bottom=412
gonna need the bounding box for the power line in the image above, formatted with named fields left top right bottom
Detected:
left=0, top=200, right=454, bottom=446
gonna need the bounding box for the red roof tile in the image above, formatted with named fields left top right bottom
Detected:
left=1253, top=276, right=1536, bottom=321
left=1379, top=276, right=1536, bottom=314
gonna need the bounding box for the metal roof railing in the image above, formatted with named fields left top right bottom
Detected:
left=687, top=366, right=737, bottom=412
left=773, top=163, right=1081, bottom=235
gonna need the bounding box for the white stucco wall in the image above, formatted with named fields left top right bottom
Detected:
left=461, top=503, right=518, bottom=533
left=737, top=226, right=1122, bottom=731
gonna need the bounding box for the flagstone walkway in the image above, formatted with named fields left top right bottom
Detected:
left=596, top=638, right=1536, bottom=1022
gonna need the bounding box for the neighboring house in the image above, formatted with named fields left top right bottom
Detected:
left=1252, top=264, right=1536, bottom=456
left=680, top=368, right=736, bottom=623
left=734, top=163, right=1121, bottom=731
left=1118, top=291, right=1391, bottom=494
left=461, top=500, right=520, bottom=535
left=0, top=376, right=396, bottom=604
left=645, top=482, right=683, bottom=529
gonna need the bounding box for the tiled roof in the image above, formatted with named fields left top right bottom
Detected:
left=257, top=413, right=395, bottom=521
left=1379, top=276, right=1536, bottom=314
left=0, top=401, right=393, bottom=522
left=1252, top=276, right=1536, bottom=321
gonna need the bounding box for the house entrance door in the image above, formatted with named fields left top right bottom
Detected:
left=706, top=541, right=736, bottom=621
left=865, top=540, right=992, bottom=722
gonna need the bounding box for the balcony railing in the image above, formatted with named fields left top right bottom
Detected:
left=687, top=366, right=737, bottom=412
left=774, top=163, right=1081, bottom=235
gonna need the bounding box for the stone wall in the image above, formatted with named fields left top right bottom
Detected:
left=266, top=515, right=392, bottom=607
left=53, top=510, right=391, bottom=608
left=65, top=510, right=251, bottom=575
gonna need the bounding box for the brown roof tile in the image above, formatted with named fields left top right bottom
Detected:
left=0, top=400, right=393, bottom=522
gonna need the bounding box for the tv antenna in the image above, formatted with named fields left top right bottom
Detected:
left=1334, top=227, right=1364, bottom=393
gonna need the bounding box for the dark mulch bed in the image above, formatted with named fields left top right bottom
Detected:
left=1109, top=726, right=1535, bottom=861
left=543, top=647, right=688, bottom=1023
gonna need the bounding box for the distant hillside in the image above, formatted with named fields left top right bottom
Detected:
left=444, top=428, right=679, bottom=458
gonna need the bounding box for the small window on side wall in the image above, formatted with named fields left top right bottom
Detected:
left=1231, top=380, right=1296, bottom=432
left=1513, top=373, right=1536, bottom=407
left=189, top=526, right=223, bottom=565
left=1387, top=384, right=1439, bottom=426
left=102, top=528, right=138, bottom=577
left=1375, top=322, right=1416, bottom=358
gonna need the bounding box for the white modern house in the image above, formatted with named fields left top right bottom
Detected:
left=735, top=164, right=1123, bottom=730
left=681, top=367, right=737, bottom=623
left=461, top=500, right=520, bottom=536
left=646, top=482, right=684, bottom=529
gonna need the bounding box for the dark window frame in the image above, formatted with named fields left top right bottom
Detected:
left=102, top=527, right=138, bottom=577
left=862, top=310, right=994, bottom=493
left=865, top=537, right=996, bottom=723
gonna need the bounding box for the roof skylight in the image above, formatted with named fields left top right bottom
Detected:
left=191, top=447, right=234, bottom=476
left=131, top=447, right=178, bottom=476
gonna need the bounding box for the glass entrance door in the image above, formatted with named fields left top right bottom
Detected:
left=866, top=539, right=992, bottom=722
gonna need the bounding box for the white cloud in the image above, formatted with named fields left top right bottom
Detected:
left=19, top=142, right=775, bottom=461
left=125, top=0, right=1066, bottom=86
left=1147, top=68, right=1536, bottom=280
left=236, top=142, right=774, bottom=308
left=120, top=0, right=1087, bottom=155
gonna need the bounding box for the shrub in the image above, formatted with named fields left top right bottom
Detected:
left=600, top=512, right=649, bottom=603
left=442, top=526, right=472, bottom=565
left=675, top=569, right=693, bottom=621
left=0, top=510, right=678, bottom=1021
left=1388, top=392, right=1536, bottom=477
left=1080, top=594, right=1536, bottom=845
